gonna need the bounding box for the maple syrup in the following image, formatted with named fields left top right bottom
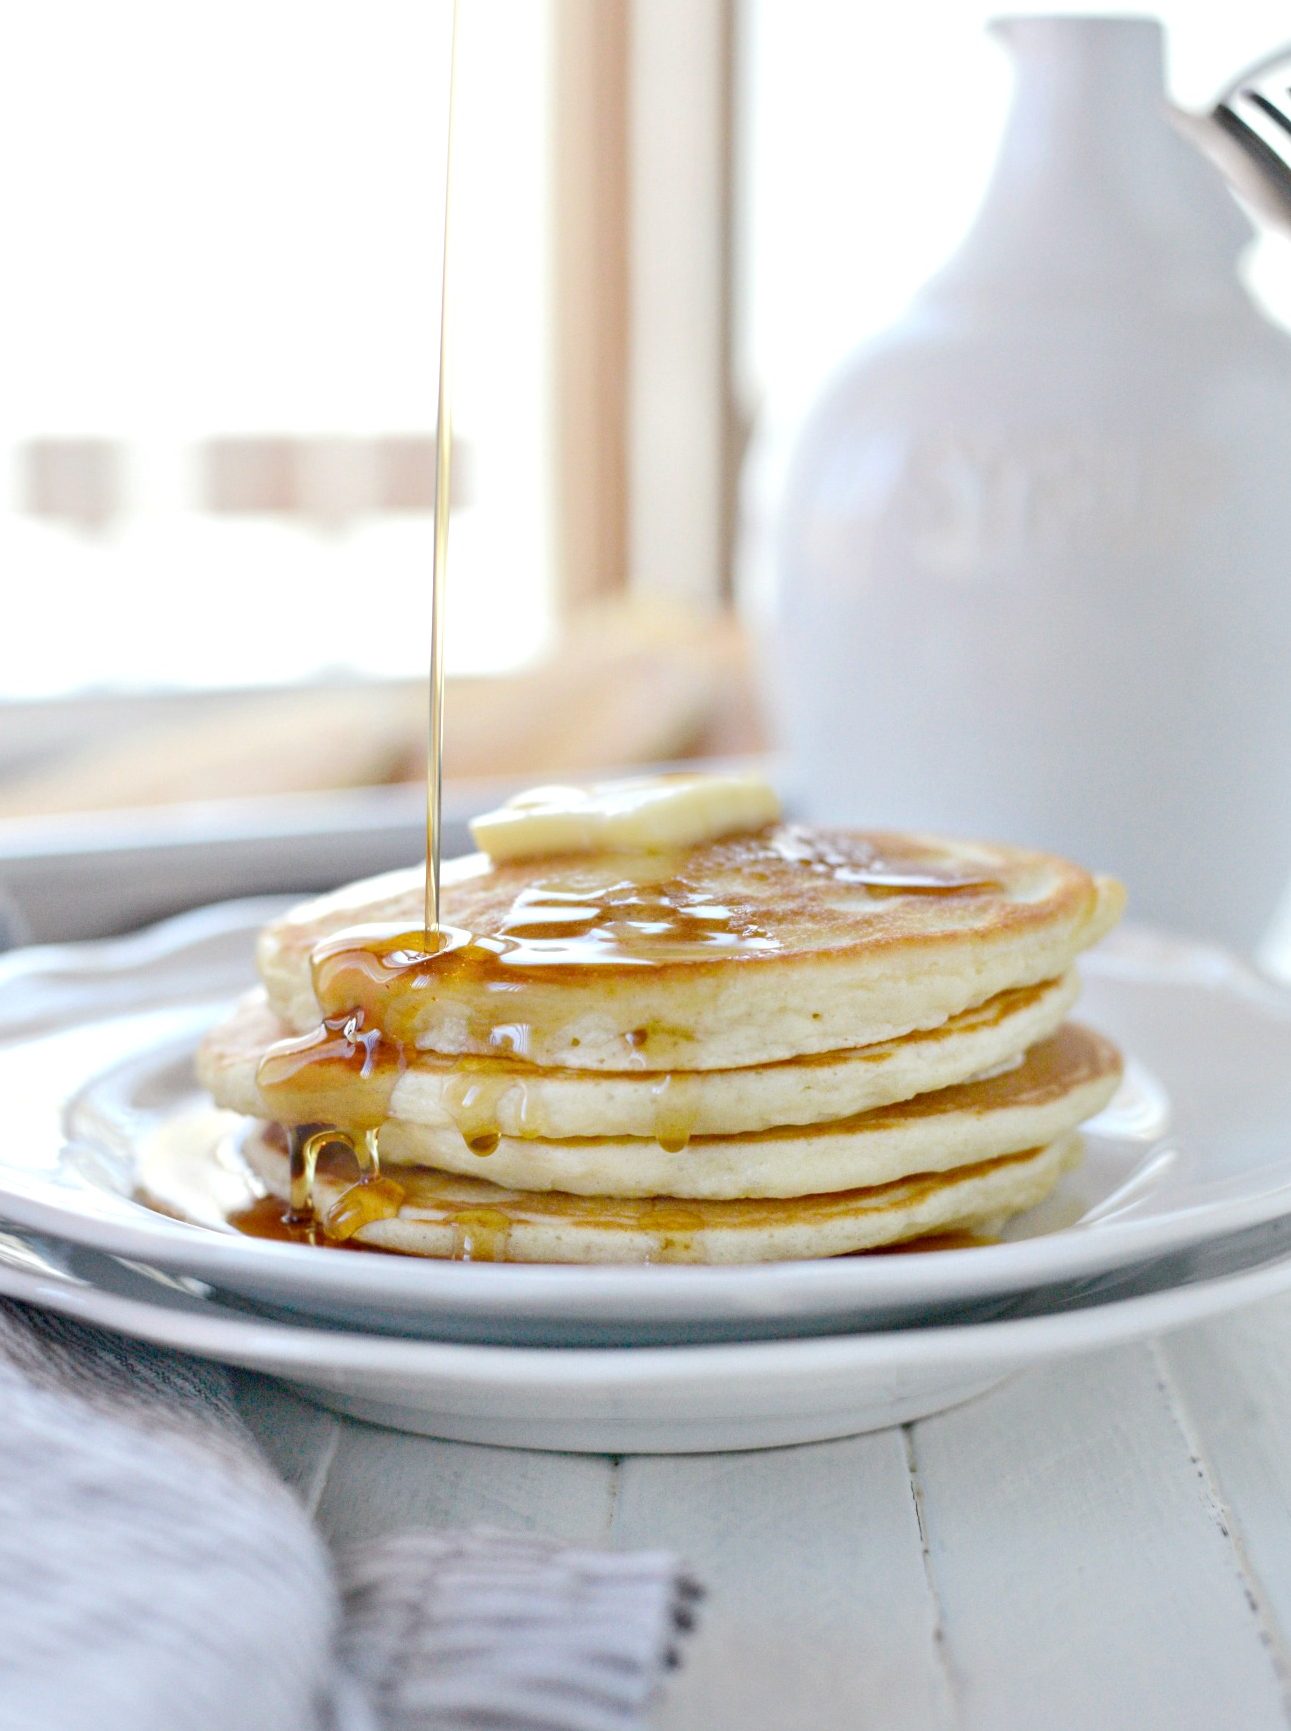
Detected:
left=449, top=1207, right=512, bottom=1262
left=650, top=1072, right=701, bottom=1154
left=769, top=829, right=1002, bottom=893
left=324, top=1174, right=407, bottom=1242
left=442, top=1059, right=517, bottom=1155
left=227, top=1193, right=409, bottom=1251
left=424, top=0, right=457, bottom=937
left=640, top=1201, right=707, bottom=1263
left=228, top=1194, right=325, bottom=1246
left=865, top=1229, right=1000, bottom=1254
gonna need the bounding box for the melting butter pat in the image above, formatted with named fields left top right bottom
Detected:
left=470, top=772, right=781, bottom=862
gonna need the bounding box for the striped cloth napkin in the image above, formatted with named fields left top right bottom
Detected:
left=0, top=1300, right=699, bottom=1731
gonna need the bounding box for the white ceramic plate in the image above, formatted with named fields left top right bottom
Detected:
left=2, top=903, right=1291, bottom=1345
left=2, top=1218, right=1290, bottom=1451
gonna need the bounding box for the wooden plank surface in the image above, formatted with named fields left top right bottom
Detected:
left=612, top=1432, right=957, bottom=1731
left=313, top=1423, right=618, bottom=1550
left=909, top=1342, right=1289, bottom=1731
left=1165, top=1289, right=1291, bottom=1685
left=230, top=1316, right=1291, bottom=1731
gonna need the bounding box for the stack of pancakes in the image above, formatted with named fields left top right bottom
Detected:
left=199, top=824, right=1125, bottom=1263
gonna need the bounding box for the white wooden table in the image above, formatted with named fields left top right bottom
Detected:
left=234, top=1289, right=1291, bottom=1731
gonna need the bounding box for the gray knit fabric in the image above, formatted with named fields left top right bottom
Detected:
left=0, top=1301, right=696, bottom=1731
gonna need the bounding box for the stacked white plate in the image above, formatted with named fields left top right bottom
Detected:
left=2, top=901, right=1291, bottom=1453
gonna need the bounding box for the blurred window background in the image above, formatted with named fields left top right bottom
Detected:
left=4, top=0, right=1291, bottom=929
left=6, top=1, right=1289, bottom=695
left=0, top=0, right=551, bottom=696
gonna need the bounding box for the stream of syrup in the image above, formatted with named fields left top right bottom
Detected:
left=250, top=0, right=463, bottom=1240
left=424, top=0, right=457, bottom=939
left=235, top=0, right=1004, bottom=1256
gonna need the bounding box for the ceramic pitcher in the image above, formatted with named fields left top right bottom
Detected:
left=768, top=15, right=1291, bottom=949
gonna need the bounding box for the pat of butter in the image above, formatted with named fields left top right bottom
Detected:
left=470, top=772, right=781, bottom=863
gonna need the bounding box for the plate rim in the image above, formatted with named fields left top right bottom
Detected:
left=1, top=1229, right=1290, bottom=1386
left=3, top=901, right=1291, bottom=1322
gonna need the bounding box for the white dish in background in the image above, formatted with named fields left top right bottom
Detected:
left=1, top=1218, right=1290, bottom=1452
left=1, top=905, right=1291, bottom=1344
left=0, top=783, right=452, bottom=944
left=0, top=751, right=773, bottom=943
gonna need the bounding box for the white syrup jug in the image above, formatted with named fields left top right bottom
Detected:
left=768, top=15, right=1291, bottom=949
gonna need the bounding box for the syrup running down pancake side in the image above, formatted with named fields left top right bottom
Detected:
left=257, top=828, right=1122, bottom=1071
left=201, top=972, right=1081, bottom=1144
left=235, top=1121, right=1086, bottom=1263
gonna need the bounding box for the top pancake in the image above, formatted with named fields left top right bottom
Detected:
left=259, top=825, right=1124, bottom=1071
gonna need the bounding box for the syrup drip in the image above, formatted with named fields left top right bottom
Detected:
left=325, top=1175, right=407, bottom=1243
left=281, top=1122, right=406, bottom=1242
left=308, top=923, right=477, bottom=1047
left=641, top=1202, right=707, bottom=1263
left=442, top=1059, right=514, bottom=1156
left=449, top=1207, right=513, bottom=1261
left=287, top=1125, right=325, bottom=1220
left=264, top=1021, right=401, bottom=1141
left=651, top=1072, right=701, bottom=1153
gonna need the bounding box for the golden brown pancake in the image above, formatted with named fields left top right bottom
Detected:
left=198, top=972, right=1079, bottom=1140
left=198, top=810, right=1126, bottom=1264
left=370, top=1023, right=1119, bottom=1199
left=202, top=1007, right=1118, bottom=1199
left=258, top=827, right=1124, bottom=1070
left=239, top=1123, right=1083, bottom=1264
